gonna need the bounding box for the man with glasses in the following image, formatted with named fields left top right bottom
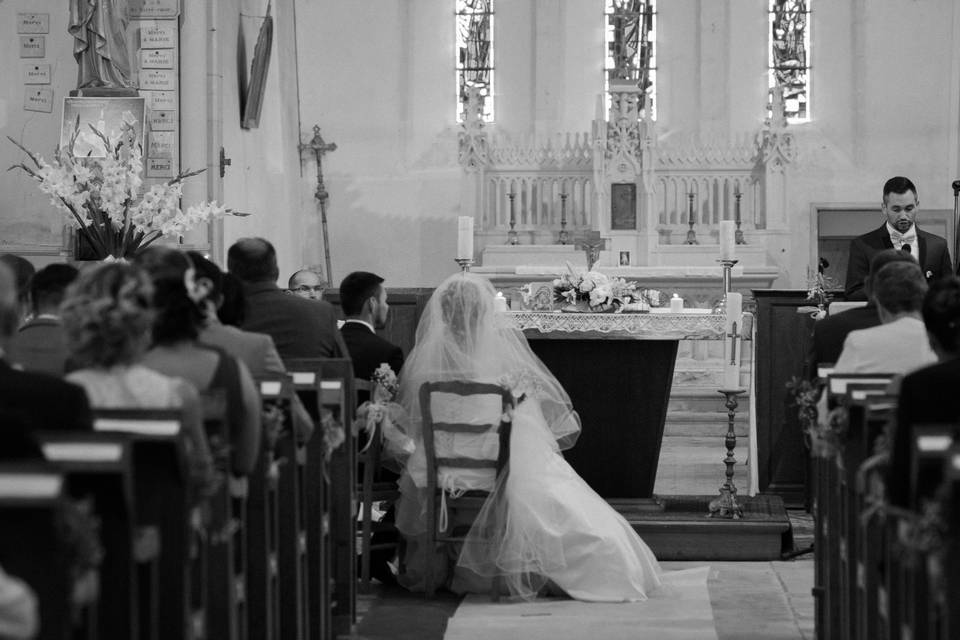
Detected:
left=288, top=268, right=327, bottom=300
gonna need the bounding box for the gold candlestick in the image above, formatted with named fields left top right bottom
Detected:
left=707, top=388, right=747, bottom=519
left=685, top=192, right=699, bottom=245
left=454, top=258, right=474, bottom=272
left=558, top=191, right=569, bottom=245
left=507, top=191, right=518, bottom=245
left=734, top=187, right=746, bottom=245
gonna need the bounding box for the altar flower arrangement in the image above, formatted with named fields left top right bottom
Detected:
left=553, top=266, right=638, bottom=311
left=8, top=119, right=238, bottom=260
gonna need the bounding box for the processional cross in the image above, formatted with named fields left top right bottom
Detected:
left=299, top=125, right=338, bottom=282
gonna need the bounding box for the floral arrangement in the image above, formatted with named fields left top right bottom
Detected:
left=8, top=118, right=238, bottom=260
left=786, top=375, right=849, bottom=458
left=802, top=258, right=838, bottom=320
left=552, top=266, right=639, bottom=311
left=354, top=363, right=414, bottom=461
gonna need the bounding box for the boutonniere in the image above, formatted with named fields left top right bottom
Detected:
left=926, top=270, right=933, bottom=279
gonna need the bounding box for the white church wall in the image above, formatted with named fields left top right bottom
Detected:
left=0, top=2, right=76, bottom=257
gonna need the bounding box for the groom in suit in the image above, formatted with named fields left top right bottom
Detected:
left=339, top=271, right=404, bottom=387
left=844, top=176, right=953, bottom=300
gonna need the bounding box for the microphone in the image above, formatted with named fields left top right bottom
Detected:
left=902, top=243, right=912, bottom=254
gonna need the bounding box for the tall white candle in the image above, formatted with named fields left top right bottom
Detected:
left=457, top=216, right=474, bottom=260
left=719, top=220, right=736, bottom=260
left=723, top=292, right=743, bottom=389
left=670, top=293, right=684, bottom=313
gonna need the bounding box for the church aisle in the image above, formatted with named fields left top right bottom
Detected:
left=345, top=558, right=813, bottom=640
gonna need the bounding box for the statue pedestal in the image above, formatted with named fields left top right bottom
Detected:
left=69, top=88, right=140, bottom=97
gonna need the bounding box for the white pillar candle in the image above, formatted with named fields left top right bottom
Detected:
left=494, top=291, right=508, bottom=313
left=457, top=216, right=474, bottom=260
left=670, top=293, right=684, bottom=313
left=723, top=292, right=743, bottom=388
left=719, top=220, right=736, bottom=260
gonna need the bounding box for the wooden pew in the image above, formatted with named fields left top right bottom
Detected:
left=815, top=374, right=893, bottom=640
left=37, top=431, right=137, bottom=640
left=246, top=377, right=290, bottom=640
left=201, top=391, right=247, bottom=640
left=945, top=450, right=960, bottom=639
left=852, top=396, right=896, bottom=640
left=0, top=465, right=96, bottom=640
left=93, top=409, right=199, bottom=640
left=272, top=366, right=312, bottom=640
left=284, top=357, right=357, bottom=640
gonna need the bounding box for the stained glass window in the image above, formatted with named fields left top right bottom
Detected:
left=769, top=0, right=810, bottom=122
left=604, top=0, right=656, bottom=120
left=456, top=0, right=494, bottom=123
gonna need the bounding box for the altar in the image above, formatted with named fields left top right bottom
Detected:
left=502, top=311, right=726, bottom=500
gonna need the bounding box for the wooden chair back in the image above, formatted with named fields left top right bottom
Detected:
left=418, top=380, right=514, bottom=599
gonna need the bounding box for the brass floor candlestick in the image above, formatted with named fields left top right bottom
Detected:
left=709, top=388, right=746, bottom=519
left=558, top=192, right=569, bottom=245
left=734, top=189, right=746, bottom=245
left=685, top=192, right=699, bottom=245
left=454, top=258, right=474, bottom=272
left=712, top=258, right=739, bottom=313
left=507, top=191, right=518, bottom=245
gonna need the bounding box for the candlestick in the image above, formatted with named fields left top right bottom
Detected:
left=454, top=258, right=474, bottom=272
left=457, top=216, right=474, bottom=260
left=734, top=186, right=746, bottom=245
left=685, top=192, right=699, bottom=245
left=507, top=192, right=518, bottom=245
left=712, top=258, right=739, bottom=314
left=558, top=191, right=569, bottom=245
left=707, top=388, right=746, bottom=519
left=719, top=220, right=736, bottom=260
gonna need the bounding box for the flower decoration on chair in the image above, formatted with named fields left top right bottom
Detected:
left=802, top=258, right=839, bottom=320
left=8, top=119, right=238, bottom=260
left=353, top=363, right=414, bottom=462
left=552, top=265, right=638, bottom=312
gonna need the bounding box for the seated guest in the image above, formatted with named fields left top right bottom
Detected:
left=8, top=263, right=79, bottom=375
left=0, top=254, right=35, bottom=326
left=340, top=271, right=404, bottom=584
left=188, top=251, right=313, bottom=440
left=0, top=261, right=91, bottom=459
left=136, top=248, right=262, bottom=476
left=890, top=276, right=960, bottom=507
left=217, top=272, right=247, bottom=327
left=807, top=250, right=915, bottom=376
left=339, top=271, right=404, bottom=385
left=288, top=268, right=327, bottom=300
left=833, top=261, right=936, bottom=374
left=61, top=262, right=214, bottom=489
left=227, top=237, right=346, bottom=359
left=0, top=564, right=37, bottom=640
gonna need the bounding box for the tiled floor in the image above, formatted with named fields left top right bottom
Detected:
left=347, top=510, right=815, bottom=640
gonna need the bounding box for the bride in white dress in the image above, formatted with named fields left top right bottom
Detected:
left=394, top=272, right=663, bottom=602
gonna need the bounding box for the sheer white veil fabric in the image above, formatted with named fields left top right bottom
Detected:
left=396, top=272, right=581, bottom=451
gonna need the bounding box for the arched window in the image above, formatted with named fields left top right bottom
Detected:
left=456, top=0, right=494, bottom=123
left=769, top=0, right=810, bottom=122
left=604, top=0, right=656, bottom=120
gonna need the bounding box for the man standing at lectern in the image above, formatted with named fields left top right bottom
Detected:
left=844, top=176, right=953, bottom=300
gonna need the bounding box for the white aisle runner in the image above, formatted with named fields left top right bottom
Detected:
left=443, top=568, right=716, bottom=640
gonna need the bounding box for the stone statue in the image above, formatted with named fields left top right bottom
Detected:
left=68, top=0, right=132, bottom=89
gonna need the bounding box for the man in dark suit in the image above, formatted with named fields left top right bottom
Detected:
left=8, top=263, right=78, bottom=375
left=339, top=271, right=404, bottom=586
left=0, top=262, right=92, bottom=460
left=339, top=271, right=404, bottom=384
left=807, top=249, right=915, bottom=376
left=227, top=237, right=347, bottom=360
left=844, top=176, right=953, bottom=301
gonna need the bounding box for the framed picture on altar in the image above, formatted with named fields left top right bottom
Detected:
left=619, top=251, right=631, bottom=266
left=611, top=183, right=637, bottom=230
